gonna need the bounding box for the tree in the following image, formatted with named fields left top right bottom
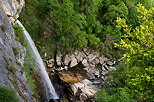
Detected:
left=43, top=0, right=89, bottom=66
left=115, top=4, right=154, bottom=101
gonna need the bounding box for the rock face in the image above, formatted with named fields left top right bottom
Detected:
left=0, top=0, right=25, bottom=22
left=0, top=1, right=36, bottom=102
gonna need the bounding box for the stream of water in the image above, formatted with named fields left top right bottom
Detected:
left=16, top=20, right=59, bottom=101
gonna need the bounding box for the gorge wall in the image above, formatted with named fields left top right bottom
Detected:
left=0, top=0, right=36, bottom=101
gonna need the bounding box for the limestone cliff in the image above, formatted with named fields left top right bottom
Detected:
left=0, top=0, right=36, bottom=101
left=0, top=0, right=24, bottom=22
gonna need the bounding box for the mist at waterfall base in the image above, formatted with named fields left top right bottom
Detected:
left=16, top=20, right=59, bottom=101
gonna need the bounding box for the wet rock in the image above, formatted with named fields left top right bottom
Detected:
left=58, top=71, right=83, bottom=84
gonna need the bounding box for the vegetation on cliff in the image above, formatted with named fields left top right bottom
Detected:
left=0, top=87, right=19, bottom=102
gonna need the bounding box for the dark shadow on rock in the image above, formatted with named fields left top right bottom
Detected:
left=49, top=99, right=60, bottom=102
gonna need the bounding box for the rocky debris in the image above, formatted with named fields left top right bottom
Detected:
left=70, top=79, right=101, bottom=101
left=46, top=49, right=115, bottom=73
left=46, top=49, right=117, bottom=101
left=70, top=56, right=78, bottom=67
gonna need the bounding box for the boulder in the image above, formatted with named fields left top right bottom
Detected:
left=48, top=59, right=54, bottom=64
left=93, top=80, right=101, bottom=85
left=70, top=57, right=78, bottom=67
left=106, top=61, right=114, bottom=66
left=47, top=63, right=53, bottom=68
left=58, top=71, right=83, bottom=84
left=104, top=65, right=109, bottom=70
left=99, top=57, right=109, bottom=64
left=99, top=57, right=105, bottom=64
left=75, top=52, right=83, bottom=63
left=80, top=93, right=88, bottom=102
left=56, top=56, right=61, bottom=66
left=92, top=58, right=100, bottom=65
left=64, top=55, right=71, bottom=66
left=81, top=86, right=97, bottom=96
left=82, top=59, right=88, bottom=67
left=88, top=54, right=96, bottom=62
left=82, top=79, right=93, bottom=85
left=83, top=67, right=90, bottom=72
left=70, top=79, right=100, bottom=101
left=94, top=71, right=100, bottom=77
left=101, top=66, right=107, bottom=71
left=86, top=73, right=95, bottom=80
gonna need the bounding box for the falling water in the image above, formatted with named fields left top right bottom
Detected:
left=16, top=20, right=59, bottom=101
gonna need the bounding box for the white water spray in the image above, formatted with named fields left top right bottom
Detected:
left=16, top=20, right=59, bottom=101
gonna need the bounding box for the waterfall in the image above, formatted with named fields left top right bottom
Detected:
left=16, top=20, right=59, bottom=101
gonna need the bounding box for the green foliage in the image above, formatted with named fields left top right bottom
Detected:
left=114, top=4, right=154, bottom=101
left=7, top=65, right=18, bottom=73
left=0, top=87, right=19, bottom=102
left=95, top=88, right=134, bottom=102
left=13, top=24, right=26, bottom=46
left=16, top=60, right=22, bottom=66
left=13, top=47, right=20, bottom=56
left=0, top=24, right=6, bottom=32
left=23, top=47, right=40, bottom=99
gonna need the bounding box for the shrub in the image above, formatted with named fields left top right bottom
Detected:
left=7, top=65, right=18, bottom=73
left=13, top=47, right=20, bottom=56
left=16, top=60, right=22, bottom=66
left=13, top=24, right=26, bottom=46
left=0, top=86, right=19, bottom=102
left=0, top=24, right=6, bottom=32
left=95, top=88, right=135, bottom=102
